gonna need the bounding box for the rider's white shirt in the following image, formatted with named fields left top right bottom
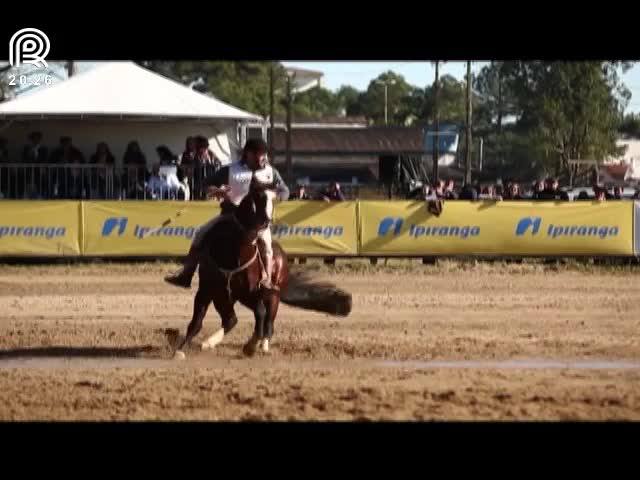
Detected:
left=226, top=161, right=276, bottom=218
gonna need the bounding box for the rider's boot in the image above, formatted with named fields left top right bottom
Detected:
left=259, top=255, right=278, bottom=292
left=164, top=245, right=200, bottom=289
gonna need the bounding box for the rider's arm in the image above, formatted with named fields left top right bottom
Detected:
left=271, top=167, right=290, bottom=201
left=205, top=166, right=230, bottom=188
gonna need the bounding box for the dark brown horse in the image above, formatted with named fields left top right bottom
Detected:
left=173, top=181, right=352, bottom=359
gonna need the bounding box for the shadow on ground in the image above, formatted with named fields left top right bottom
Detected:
left=0, top=345, right=163, bottom=360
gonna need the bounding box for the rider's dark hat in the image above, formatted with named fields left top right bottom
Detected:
left=244, top=138, right=268, bottom=154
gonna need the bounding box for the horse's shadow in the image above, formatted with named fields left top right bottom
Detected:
left=0, top=345, right=162, bottom=360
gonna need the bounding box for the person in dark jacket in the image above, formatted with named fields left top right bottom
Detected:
left=290, top=185, right=311, bottom=200
left=319, top=181, right=345, bottom=201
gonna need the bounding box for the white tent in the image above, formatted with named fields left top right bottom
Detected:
left=0, top=62, right=264, bottom=166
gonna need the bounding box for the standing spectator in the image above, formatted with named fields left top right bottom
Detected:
left=595, top=187, right=607, bottom=202
left=290, top=185, right=311, bottom=200
left=180, top=137, right=197, bottom=167
left=613, top=186, right=624, bottom=200
left=21, top=132, right=49, bottom=198
left=532, top=180, right=545, bottom=200
left=319, top=181, right=345, bottom=202
left=50, top=137, right=86, bottom=199
left=89, top=142, right=116, bottom=199
left=192, top=136, right=221, bottom=199
left=504, top=182, right=523, bottom=200
left=458, top=183, right=478, bottom=200
left=444, top=179, right=458, bottom=200
left=122, top=141, right=147, bottom=199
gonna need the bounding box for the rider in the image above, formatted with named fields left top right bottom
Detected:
left=164, top=138, right=289, bottom=290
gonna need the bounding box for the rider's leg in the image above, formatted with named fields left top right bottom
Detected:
left=164, top=214, right=222, bottom=288
left=257, top=227, right=275, bottom=290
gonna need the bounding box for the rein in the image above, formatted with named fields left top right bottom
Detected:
left=217, top=247, right=259, bottom=299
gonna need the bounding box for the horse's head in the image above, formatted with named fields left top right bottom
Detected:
left=235, top=179, right=275, bottom=237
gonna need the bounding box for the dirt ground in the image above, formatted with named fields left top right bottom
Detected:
left=0, top=260, right=639, bottom=420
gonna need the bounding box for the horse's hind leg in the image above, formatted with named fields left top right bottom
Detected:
left=175, top=289, right=210, bottom=359
left=260, top=295, right=280, bottom=354
left=243, top=300, right=266, bottom=357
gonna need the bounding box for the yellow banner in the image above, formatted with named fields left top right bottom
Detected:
left=83, top=201, right=218, bottom=256
left=272, top=201, right=358, bottom=255
left=0, top=201, right=81, bottom=256
left=359, top=200, right=634, bottom=256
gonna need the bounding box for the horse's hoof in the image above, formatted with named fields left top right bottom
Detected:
left=260, top=339, right=270, bottom=354
left=243, top=344, right=257, bottom=357
left=173, top=350, right=186, bottom=360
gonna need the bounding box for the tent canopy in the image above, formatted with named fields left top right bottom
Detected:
left=0, top=62, right=263, bottom=122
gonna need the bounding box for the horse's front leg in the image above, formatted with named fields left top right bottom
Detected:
left=201, top=293, right=237, bottom=351
left=175, top=289, right=211, bottom=360
left=243, top=299, right=266, bottom=357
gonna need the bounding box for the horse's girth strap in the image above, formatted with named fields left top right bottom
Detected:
left=218, top=248, right=259, bottom=297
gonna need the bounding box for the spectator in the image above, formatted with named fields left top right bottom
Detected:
left=576, top=191, right=590, bottom=201
left=290, top=185, right=311, bottom=200
left=537, top=177, right=569, bottom=201
left=479, top=185, right=501, bottom=200
left=50, top=137, right=86, bottom=199
left=433, top=179, right=445, bottom=199
left=0, top=137, right=8, bottom=163
left=634, top=189, right=640, bottom=200
left=532, top=180, right=545, bottom=200
left=504, top=182, right=523, bottom=200
left=89, top=142, right=115, bottom=199
left=122, top=141, right=147, bottom=199
left=180, top=137, right=197, bottom=167
left=444, top=179, right=458, bottom=200
left=192, top=136, right=221, bottom=199
left=458, top=183, right=478, bottom=201
left=319, top=181, right=345, bottom=202
left=21, top=132, right=49, bottom=198
left=613, top=186, right=624, bottom=200
left=595, top=187, right=607, bottom=202
left=146, top=163, right=170, bottom=200
left=156, top=145, right=178, bottom=166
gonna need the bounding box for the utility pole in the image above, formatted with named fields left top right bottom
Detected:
left=432, top=61, right=440, bottom=185
left=375, top=79, right=396, bottom=125
left=285, top=72, right=293, bottom=183
left=465, top=61, right=472, bottom=186
left=66, top=61, right=75, bottom=77
left=269, top=63, right=275, bottom=161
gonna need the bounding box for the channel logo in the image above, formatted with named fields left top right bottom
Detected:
left=378, top=217, right=403, bottom=236
left=515, top=217, right=542, bottom=236
left=102, top=217, right=128, bottom=236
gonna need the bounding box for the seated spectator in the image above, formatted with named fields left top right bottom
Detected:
left=613, top=186, right=624, bottom=200
left=121, top=141, right=147, bottom=199
left=433, top=179, right=445, bottom=199
left=290, top=185, right=311, bottom=200
left=319, top=181, right=345, bottom=202
left=444, top=179, right=458, bottom=200
left=192, top=136, right=221, bottom=199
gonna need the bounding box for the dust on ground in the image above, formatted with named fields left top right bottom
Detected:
left=0, top=260, right=639, bottom=420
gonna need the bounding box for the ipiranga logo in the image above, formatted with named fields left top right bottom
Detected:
left=101, top=217, right=198, bottom=240
left=377, top=217, right=480, bottom=239
left=0, top=225, right=66, bottom=239
left=271, top=223, right=344, bottom=239
left=515, top=217, right=619, bottom=239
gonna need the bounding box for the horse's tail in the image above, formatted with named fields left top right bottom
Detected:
left=280, top=271, right=352, bottom=317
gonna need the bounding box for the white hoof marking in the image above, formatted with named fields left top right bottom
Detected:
left=201, top=328, right=225, bottom=350
left=261, top=338, right=270, bottom=353
left=174, top=350, right=186, bottom=360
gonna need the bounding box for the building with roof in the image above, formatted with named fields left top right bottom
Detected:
left=0, top=61, right=264, bottom=167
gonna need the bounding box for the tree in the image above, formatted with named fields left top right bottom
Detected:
left=499, top=61, right=631, bottom=184
left=336, top=85, right=363, bottom=117
left=361, top=71, right=416, bottom=125
left=619, top=113, right=640, bottom=138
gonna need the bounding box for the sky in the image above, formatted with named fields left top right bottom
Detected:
left=282, top=61, right=640, bottom=113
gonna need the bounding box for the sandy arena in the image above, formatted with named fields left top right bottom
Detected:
left=0, top=260, right=639, bottom=421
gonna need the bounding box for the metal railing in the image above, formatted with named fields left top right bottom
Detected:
left=0, top=164, right=220, bottom=201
